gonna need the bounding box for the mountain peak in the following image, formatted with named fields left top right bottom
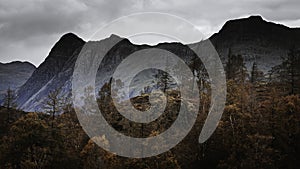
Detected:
left=221, top=15, right=266, bottom=30
left=16, top=33, right=86, bottom=109
left=58, top=32, right=85, bottom=44
left=109, top=34, right=121, bottom=39
left=210, top=15, right=297, bottom=41
left=48, top=33, right=85, bottom=57
left=102, top=34, right=123, bottom=42
left=247, top=15, right=264, bottom=21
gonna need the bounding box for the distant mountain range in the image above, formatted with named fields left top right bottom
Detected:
left=1, top=15, right=299, bottom=111
left=0, top=61, right=35, bottom=103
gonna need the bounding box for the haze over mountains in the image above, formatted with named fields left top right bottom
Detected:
left=1, top=15, right=300, bottom=112
left=0, top=61, right=35, bottom=103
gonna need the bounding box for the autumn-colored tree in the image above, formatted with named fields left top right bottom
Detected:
left=0, top=113, right=51, bottom=169
left=43, top=88, right=65, bottom=128
left=55, top=110, right=89, bottom=168
left=214, top=79, right=279, bottom=169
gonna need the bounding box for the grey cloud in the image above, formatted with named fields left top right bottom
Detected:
left=0, top=0, right=299, bottom=66
left=0, top=0, right=87, bottom=41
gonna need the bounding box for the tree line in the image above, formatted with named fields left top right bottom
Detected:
left=0, top=46, right=299, bottom=169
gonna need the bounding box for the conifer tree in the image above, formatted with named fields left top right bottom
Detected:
left=225, top=50, right=247, bottom=82
left=43, top=88, right=64, bottom=128
left=3, top=87, right=17, bottom=110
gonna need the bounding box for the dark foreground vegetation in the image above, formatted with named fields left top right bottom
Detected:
left=1, top=48, right=300, bottom=169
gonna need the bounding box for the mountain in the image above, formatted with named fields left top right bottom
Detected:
left=15, top=33, right=85, bottom=111
left=15, top=34, right=197, bottom=111
left=14, top=15, right=300, bottom=111
left=0, top=61, right=36, bottom=103
left=210, top=15, right=300, bottom=72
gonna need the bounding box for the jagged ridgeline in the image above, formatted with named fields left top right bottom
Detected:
left=95, top=38, right=208, bottom=138
left=0, top=15, right=300, bottom=169
left=0, top=15, right=298, bottom=112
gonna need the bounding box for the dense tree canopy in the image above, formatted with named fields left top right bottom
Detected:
left=0, top=49, right=299, bottom=168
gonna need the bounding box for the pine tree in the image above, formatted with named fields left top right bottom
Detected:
left=3, top=87, right=17, bottom=110
left=250, top=62, right=264, bottom=83
left=282, top=46, right=300, bottom=94
left=270, top=46, right=300, bottom=95
left=2, top=87, right=17, bottom=123
left=225, top=50, right=247, bottom=82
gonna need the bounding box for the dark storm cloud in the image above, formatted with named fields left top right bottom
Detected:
left=0, top=0, right=300, bottom=66
left=0, top=0, right=85, bottom=40
left=0, top=0, right=137, bottom=65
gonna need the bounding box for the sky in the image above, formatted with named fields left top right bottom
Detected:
left=0, top=0, right=300, bottom=67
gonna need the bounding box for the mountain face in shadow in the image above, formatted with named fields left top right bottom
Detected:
left=7, top=15, right=300, bottom=111
left=0, top=61, right=36, bottom=103
left=210, top=15, right=300, bottom=71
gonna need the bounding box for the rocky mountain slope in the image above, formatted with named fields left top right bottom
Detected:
left=0, top=61, right=36, bottom=103
left=15, top=33, right=85, bottom=111
left=210, top=15, right=300, bottom=72
left=12, top=15, right=300, bottom=112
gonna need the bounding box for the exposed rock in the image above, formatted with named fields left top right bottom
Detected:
left=13, top=16, right=300, bottom=111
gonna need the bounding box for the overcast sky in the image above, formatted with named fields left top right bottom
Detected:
left=0, top=0, right=300, bottom=66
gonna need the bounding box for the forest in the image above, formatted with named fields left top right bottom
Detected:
left=0, top=47, right=300, bottom=169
